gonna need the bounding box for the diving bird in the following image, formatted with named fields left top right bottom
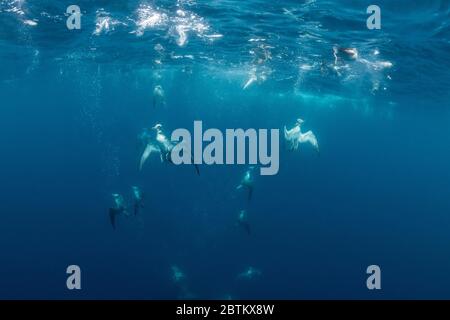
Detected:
left=237, top=209, right=251, bottom=235
left=138, top=123, right=171, bottom=170
left=243, top=71, right=257, bottom=90
left=139, top=123, right=200, bottom=175
left=108, top=193, right=129, bottom=230
left=153, top=85, right=165, bottom=108
left=236, top=166, right=255, bottom=201
left=284, top=118, right=319, bottom=154
left=243, top=67, right=269, bottom=90
left=131, top=186, right=144, bottom=216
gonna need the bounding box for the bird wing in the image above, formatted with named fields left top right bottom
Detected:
left=284, top=125, right=301, bottom=140
left=299, top=130, right=319, bottom=151
left=243, top=74, right=257, bottom=90
left=139, top=143, right=159, bottom=171
left=169, top=140, right=200, bottom=176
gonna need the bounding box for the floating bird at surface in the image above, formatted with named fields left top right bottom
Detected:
left=236, top=166, right=255, bottom=201
left=171, top=265, right=186, bottom=283
left=333, top=46, right=359, bottom=63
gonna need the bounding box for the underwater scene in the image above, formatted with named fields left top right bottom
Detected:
left=1, top=0, right=450, bottom=299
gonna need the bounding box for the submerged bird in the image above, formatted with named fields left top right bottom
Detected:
left=139, top=123, right=200, bottom=175
left=237, top=209, right=251, bottom=235
left=284, top=118, right=319, bottom=154
left=236, top=166, right=255, bottom=201
left=171, top=265, right=186, bottom=283
left=139, top=123, right=170, bottom=169
left=131, top=186, right=144, bottom=216
left=153, top=85, right=165, bottom=108
left=333, top=46, right=359, bottom=63
left=109, top=193, right=129, bottom=229
left=243, top=70, right=258, bottom=90
left=243, top=67, right=269, bottom=90
left=238, top=267, right=262, bottom=280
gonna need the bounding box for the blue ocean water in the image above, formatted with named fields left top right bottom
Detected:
left=1, top=0, right=450, bottom=299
